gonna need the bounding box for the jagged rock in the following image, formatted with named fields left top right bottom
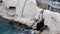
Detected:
left=43, top=10, right=60, bottom=34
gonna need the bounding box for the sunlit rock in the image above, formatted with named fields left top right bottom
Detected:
left=19, top=18, right=29, bottom=24
left=43, top=10, right=60, bottom=34
left=16, top=0, right=40, bottom=21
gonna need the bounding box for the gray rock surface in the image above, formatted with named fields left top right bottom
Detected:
left=2, top=0, right=17, bottom=8
left=16, top=0, right=38, bottom=20
left=43, top=10, right=60, bottom=34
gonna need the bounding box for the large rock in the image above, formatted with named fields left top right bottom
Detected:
left=16, top=0, right=40, bottom=21
left=43, top=10, right=60, bottom=34
left=16, top=0, right=44, bottom=27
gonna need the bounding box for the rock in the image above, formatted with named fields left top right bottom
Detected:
left=19, top=18, right=29, bottom=24
left=26, top=20, right=35, bottom=27
left=16, top=0, right=39, bottom=21
left=40, top=29, right=50, bottom=34
left=14, top=17, right=21, bottom=22
left=2, top=0, right=17, bottom=8
left=43, top=10, right=60, bottom=34
left=14, top=17, right=35, bottom=27
left=32, top=22, right=37, bottom=29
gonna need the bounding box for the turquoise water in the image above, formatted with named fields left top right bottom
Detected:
left=0, top=17, right=34, bottom=34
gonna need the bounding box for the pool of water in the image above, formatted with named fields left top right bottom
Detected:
left=0, top=16, right=34, bottom=34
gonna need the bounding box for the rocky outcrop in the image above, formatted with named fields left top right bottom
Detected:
left=2, top=9, right=60, bottom=34
left=43, top=10, right=60, bottom=34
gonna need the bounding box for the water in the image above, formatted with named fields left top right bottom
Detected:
left=0, top=16, right=34, bottom=34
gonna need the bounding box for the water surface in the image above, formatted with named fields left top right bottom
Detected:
left=0, top=16, right=34, bottom=34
